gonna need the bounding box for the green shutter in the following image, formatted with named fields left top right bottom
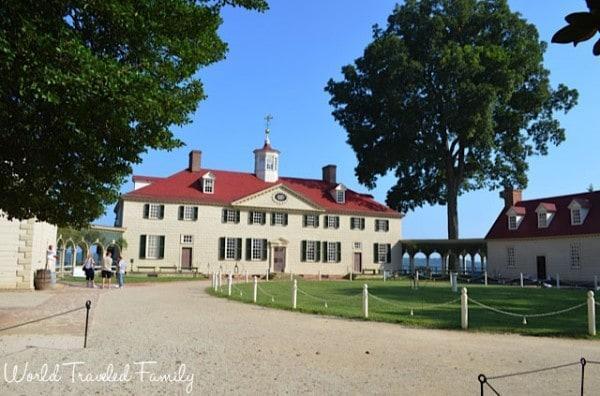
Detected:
left=336, top=242, right=341, bottom=263
left=235, top=211, right=240, bottom=224
left=385, top=220, right=389, bottom=232
left=159, top=205, right=165, bottom=219
left=158, top=236, right=165, bottom=259
left=387, top=244, right=392, bottom=263
left=262, top=239, right=267, bottom=261
left=324, top=216, right=329, bottom=229
left=236, top=238, right=242, bottom=260
left=193, top=207, right=199, bottom=221
left=301, top=241, right=307, bottom=262
left=219, top=238, right=225, bottom=260
left=315, top=240, right=321, bottom=260
left=261, top=212, right=266, bottom=225
left=335, top=217, right=340, bottom=229
left=350, top=218, right=355, bottom=230
left=222, top=209, right=227, bottom=223
left=139, top=235, right=146, bottom=259
left=315, top=216, right=320, bottom=228
left=246, top=238, right=252, bottom=260
left=249, top=211, right=254, bottom=225
left=284, top=213, right=288, bottom=226
left=303, top=215, right=307, bottom=227
left=178, top=206, right=184, bottom=220
left=374, top=243, right=379, bottom=263
left=361, top=218, right=365, bottom=230
left=271, top=213, right=276, bottom=225
left=322, top=241, right=328, bottom=262
left=143, top=204, right=149, bottom=219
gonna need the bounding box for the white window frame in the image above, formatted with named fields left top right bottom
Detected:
left=305, top=215, right=317, bottom=227
left=571, top=209, right=582, bottom=225
left=306, top=241, right=317, bottom=262
left=570, top=243, right=581, bottom=269
left=335, top=190, right=345, bottom=204
left=266, top=155, right=277, bottom=171
left=273, top=212, right=285, bottom=225
left=225, top=238, right=237, bottom=261
left=327, top=216, right=338, bottom=229
left=537, top=212, right=547, bottom=228
left=375, top=219, right=388, bottom=232
left=377, top=244, right=388, bottom=264
left=508, top=216, right=517, bottom=230
left=146, top=235, right=161, bottom=259
left=183, top=206, right=195, bottom=221
left=203, top=177, right=214, bottom=194
left=507, top=246, right=516, bottom=268
left=353, top=242, right=362, bottom=250
left=181, top=235, right=193, bottom=244
left=326, top=242, right=338, bottom=263
left=252, top=212, right=265, bottom=224
left=225, top=209, right=237, bottom=223
left=148, top=204, right=161, bottom=220
left=251, top=239, right=264, bottom=261
left=351, top=217, right=362, bottom=230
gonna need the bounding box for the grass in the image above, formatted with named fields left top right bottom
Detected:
left=209, top=278, right=598, bottom=339
left=61, top=273, right=206, bottom=284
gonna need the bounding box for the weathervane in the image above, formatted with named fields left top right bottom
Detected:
left=264, top=114, right=273, bottom=144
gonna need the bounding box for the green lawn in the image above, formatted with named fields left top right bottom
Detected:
left=61, top=273, right=206, bottom=284
left=209, top=278, right=598, bottom=338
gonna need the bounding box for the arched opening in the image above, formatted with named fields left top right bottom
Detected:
left=473, top=253, right=483, bottom=273
left=414, top=252, right=427, bottom=273
left=429, top=252, right=442, bottom=274
left=106, top=242, right=122, bottom=269
left=402, top=252, right=411, bottom=274
left=90, top=242, right=105, bottom=270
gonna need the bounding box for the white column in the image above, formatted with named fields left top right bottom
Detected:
left=520, top=273, right=524, bottom=288
left=227, top=272, right=232, bottom=296
left=362, top=284, right=369, bottom=319
left=556, top=273, right=560, bottom=289
left=461, top=287, right=468, bottom=330
left=253, top=276, right=258, bottom=303
left=292, top=279, right=298, bottom=309
left=484, top=270, right=488, bottom=286
left=588, top=291, right=596, bottom=336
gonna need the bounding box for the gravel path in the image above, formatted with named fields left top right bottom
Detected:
left=1, top=280, right=600, bottom=395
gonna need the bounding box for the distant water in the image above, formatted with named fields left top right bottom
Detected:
left=402, top=257, right=483, bottom=272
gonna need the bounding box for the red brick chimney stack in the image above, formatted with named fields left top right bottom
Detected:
left=322, top=165, right=337, bottom=185
left=500, top=187, right=522, bottom=208
left=189, top=150, right=202, bottom=172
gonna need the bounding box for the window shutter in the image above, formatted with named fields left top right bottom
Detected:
left=222, top=209, right=227, bottom=223
left=373, top=243, right=379, bottom=263
left=261, top=212, right=266, bottom=225
left=385, top=220, right=389, bottom=232
left=315, top=216, right=320, bottom=228
left=324, top=216, right=329, bottom=229
left=301, top=241, right=307, bottom=262
left=350, top=218, right=355, bottom=230
left=284, top=213, right=288, bottom=226
left=249, top=212, right=254, bottom=225
left=193, top=207, right=199, bottom=221
left=336, top=242, right=341, bottom=263
left=246, top=238, right=252, bottom=260
left=158, top=236, right=165, bottom=259
left=322, top=241, right=328, bottom=262
left=271, top=213, right=276, bottom=225
left=303, top=215, right=307, bottom=227
left=219, top=238, right=225, bottom=260
left=236, top=238, right=242, bottom=260
left=139, top=235, right=147, bottom=259
left=361, top=218, right=365, bottom=230
left=159, top=205, right=165, bottom=219
left=143, top=204, right=149, bottom=219
left=335, top=217, right=340, bottom=229
left=178, top=206, right=184, bottom=220
left=315, top=241, right=321, bottom=261
left=261, top=239, right=267, bottom=261
left=235, top=211, right=240, bottom=224
left=386, top=244, right=392, bottom=263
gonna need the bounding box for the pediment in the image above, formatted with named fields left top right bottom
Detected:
left=231, top=184, right=323, bottom=212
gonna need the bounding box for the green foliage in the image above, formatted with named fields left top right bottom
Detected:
left=0, top=0, right=268, bottom=227
left=325, top=0, right=577, bottom=239
left=552, top=0, right=600, bottom=55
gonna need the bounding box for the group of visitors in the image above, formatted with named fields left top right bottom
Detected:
left=83, top=251, right=127, bottom=289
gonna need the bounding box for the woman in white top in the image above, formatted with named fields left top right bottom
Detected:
left=83, top=253, right=96, bottom=288
left=117, top=257, right=127, bottom=289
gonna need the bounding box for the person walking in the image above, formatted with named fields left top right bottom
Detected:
left=117, top=256, right=127, bottom=289
left=101, top=251, right=113, bottom=289
left=83, top=253, right=96, bottom=288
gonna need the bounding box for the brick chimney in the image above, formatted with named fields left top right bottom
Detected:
left=322, top=165, right=337, bottom=185
left=188, top=150, right=202, bottom=172
left=500, top=187, right=522, bottom=208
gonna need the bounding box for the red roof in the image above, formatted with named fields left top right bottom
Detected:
left=133, top=175, right=164, bottom=183
left=123, top=169, right=401, bottom=218
left=537, top=202, right=557, bottom=212
left=507, top=206, right=526, bottom=215
left=486, top=191, right=600, bottom=239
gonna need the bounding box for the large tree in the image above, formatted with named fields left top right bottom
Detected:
left=0, top=0, right=267, bottom=227
left=326, top=0, right=578, bottom=256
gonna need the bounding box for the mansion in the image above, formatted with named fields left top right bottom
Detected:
left=114, top=133, right=403, bottom=276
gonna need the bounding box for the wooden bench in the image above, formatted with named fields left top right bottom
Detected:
left=159, top=265, right=178, bottom=273
left=136, top=265, right=156, bottom=272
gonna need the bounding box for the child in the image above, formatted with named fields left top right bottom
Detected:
left=83, top=253, right=96, bottom=288
left=117, top=256, right=127, bottom=289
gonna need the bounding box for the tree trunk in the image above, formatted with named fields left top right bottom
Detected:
left=446, top=180, right=459, bottom=271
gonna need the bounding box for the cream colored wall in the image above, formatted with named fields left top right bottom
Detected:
left=487, top=235, right=600, bottom=282
left=121, top=200, right=402, bottom=275
left=0, top=216, right=20, bottom=288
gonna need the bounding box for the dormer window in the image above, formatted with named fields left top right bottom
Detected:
left=537, top=212, right=548, bottom=228
left=508, top=216, right=517, bottom=230
left=535, top=203, right=556, bottom=229
left=568, top=199, right=590, bottom=226
left=202, top=172, right=215, bottom=194
left=505, top=206, right=525, bottom=230
left=571, top=209, right=582, bottom=225
left=332, top=184, right=347, bottom=204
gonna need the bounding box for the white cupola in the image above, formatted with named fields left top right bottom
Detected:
left=253, top=117, right=280, bottom=182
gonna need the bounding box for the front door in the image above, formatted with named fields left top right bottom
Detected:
left=273, top=247, right=286, bottom=272
left=353, top=252, right=362, bottom=273
left=536, top=256, right=546, bottom=280
left=181, top=247, right=192, bottom=270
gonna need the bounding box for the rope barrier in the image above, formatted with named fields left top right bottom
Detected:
left=486, top=361, right=581, bottom=381
left=256, top=284, right=276, bottom=302
left=368, top=291, right=460, bottom=313
left=0, top=306, right=86, bottom=332
left=469, top=297, right=586, bottom=319
left=232, top=284, right=245, bottom=297
left=297, top=288, right=328, bottom=308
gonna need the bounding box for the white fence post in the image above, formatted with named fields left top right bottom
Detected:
left=318, top=270, right=322, bottom=281
left=452, top=272, right=458, bottom=293
left=292, top=279, right=298, bottom=309
left=212, top=272, right=216, bottom=291
left=253, top=276, right=258, bottom=303
left=245, top=270, right=248, bottom=283
left=556, top=273, right=560, bottom=289
left=227, top=272, right=232, bottom=296
left=362, top=284, right=369, bottom=319
left=449, top=272, right=454, bottom=287
left=415, top=270, right=419, bottom=290
left=266, top=269, right=269, bottom=282
left=588, top=291, right=596, bottom=336
left=520, top=273, right=524, bottom=288
left=484, top=270, right=488, bottom=286
left=461, top=287, right=468, bottom=330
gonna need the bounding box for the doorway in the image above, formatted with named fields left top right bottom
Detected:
left=273, top=247, right=286, bottom=272
left=536, top=256, right=546, bottom=280
left=353, top=252, right=362, bottom=273
left=181, top=247, right=192, bottom=270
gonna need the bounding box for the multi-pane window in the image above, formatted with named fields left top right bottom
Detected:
left=149, top=204, right=161, bottom=219
left=326, top=242, right=339, bottom=263
left=306, top=241, right=318, bottom=262
left=203, top=177, right=214, bottom=194
left=335, top=190, right=345, bottom=203
left=266, top=156, right=277, bottom=171
left=351, top=217, right=364, bottom=230
left=183, top=206, right=195, bottom=221
left=377, top=244, right=388, bottom=264
left=326, top=216, right=339, bottom=229
left=147, top=235, right=161, bottom=259
left=507, top=247, right=516, bottom=268
left=251, top=239, right=265, bottom=261
left=570, top=243, right=581, bottom=268
left=273, top=212, right=285, bottom=225
left=354, top=242, right=362, bottom=250
left=508, top=216, right=517, bottom=230
left=181, top=235, right=193, bottom=244
left=225, top=209, right=237, bottom=223
left=375, top=219, right=389, bottom=232
left=305, top=215, right=318, bottom=228
left=537, top=212, right=547, bottom=228
left=571, top=209, right=582, bottom=225
left=225, top=238, right=238, bottom=260
left=251, top=212, right=265, bottom=224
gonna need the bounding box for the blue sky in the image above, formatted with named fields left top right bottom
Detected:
left=96, top=1, right=600, bottom=239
